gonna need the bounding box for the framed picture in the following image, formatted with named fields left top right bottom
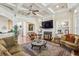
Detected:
left=28, top=24, right=34, bottom=31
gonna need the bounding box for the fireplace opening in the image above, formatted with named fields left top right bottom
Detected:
left=43, top=32, right=52, bottom=41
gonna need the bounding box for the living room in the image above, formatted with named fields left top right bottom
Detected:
left=0, top=3, right=79, bottom=56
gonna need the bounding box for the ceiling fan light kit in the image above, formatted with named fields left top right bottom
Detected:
left=26, top=5, right=39, bottom=15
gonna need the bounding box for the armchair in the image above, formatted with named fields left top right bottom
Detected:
left=28, top=32, right=37, bottom=40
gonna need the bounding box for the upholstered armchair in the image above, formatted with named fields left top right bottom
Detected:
left=28, top=32, right=37, bottom=40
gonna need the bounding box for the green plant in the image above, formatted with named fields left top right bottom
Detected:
left=13, top=25, right=18, bottom=38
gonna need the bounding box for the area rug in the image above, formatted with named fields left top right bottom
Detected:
left=22, top=42, right=71, bottom=56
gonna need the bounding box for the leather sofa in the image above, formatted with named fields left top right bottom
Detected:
left=60, top=34, right=79, bottom=50
left=0, top=36, right=30, bottom=56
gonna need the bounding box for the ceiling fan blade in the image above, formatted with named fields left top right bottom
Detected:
left=32, top=12, right=36, bottom=15
left=30, top=5, right=32, bottom=8
left=27, top=12, right=30, bottom=15
left=33, top=10, right=39, bottom=12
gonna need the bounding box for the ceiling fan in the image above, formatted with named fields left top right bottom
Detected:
left=26, top=5, right=39, bottom=15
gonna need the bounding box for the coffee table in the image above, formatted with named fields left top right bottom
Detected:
left=31, top=39, right=47, bottom=52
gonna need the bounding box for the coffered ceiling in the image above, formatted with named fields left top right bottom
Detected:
left=0, top=3, right=79, bottom=18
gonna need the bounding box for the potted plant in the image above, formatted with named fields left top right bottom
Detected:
left=13, top=25, right=18, bottom=39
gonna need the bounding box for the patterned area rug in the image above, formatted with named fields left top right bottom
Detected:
left=22, top=42, right=71, bottom=56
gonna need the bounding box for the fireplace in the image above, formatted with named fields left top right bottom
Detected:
left=43, top=32, right=52, bottom=41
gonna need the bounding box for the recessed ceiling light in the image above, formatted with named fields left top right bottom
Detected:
left=74, top=9, right=77, bottom=13
left=56, top=5, right=59, bottom=8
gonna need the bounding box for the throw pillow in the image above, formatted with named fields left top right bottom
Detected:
left=66, top=34, right=75, bottom=43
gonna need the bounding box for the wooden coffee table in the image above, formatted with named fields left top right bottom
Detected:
left=31, top=39, right=47, bottom=52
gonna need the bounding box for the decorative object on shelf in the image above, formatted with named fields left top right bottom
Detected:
left=64, top=21, right=69, bottom=35
left=57, top=21, right=69, bottom=35
left=28, top=24, right=34, bottom=31
left=38, top=26, right=42, bottom=33
left=58, top=30, right=63, bottom=34
left=65, top=29, right=69, bottom=35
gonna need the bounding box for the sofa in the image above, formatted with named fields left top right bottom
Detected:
left=0, top=36, right=30, bottom=56
left=60, top=34, right=79, bottom=50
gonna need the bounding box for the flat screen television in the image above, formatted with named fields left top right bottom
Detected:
left=42, top=20, right=53, bottom=29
